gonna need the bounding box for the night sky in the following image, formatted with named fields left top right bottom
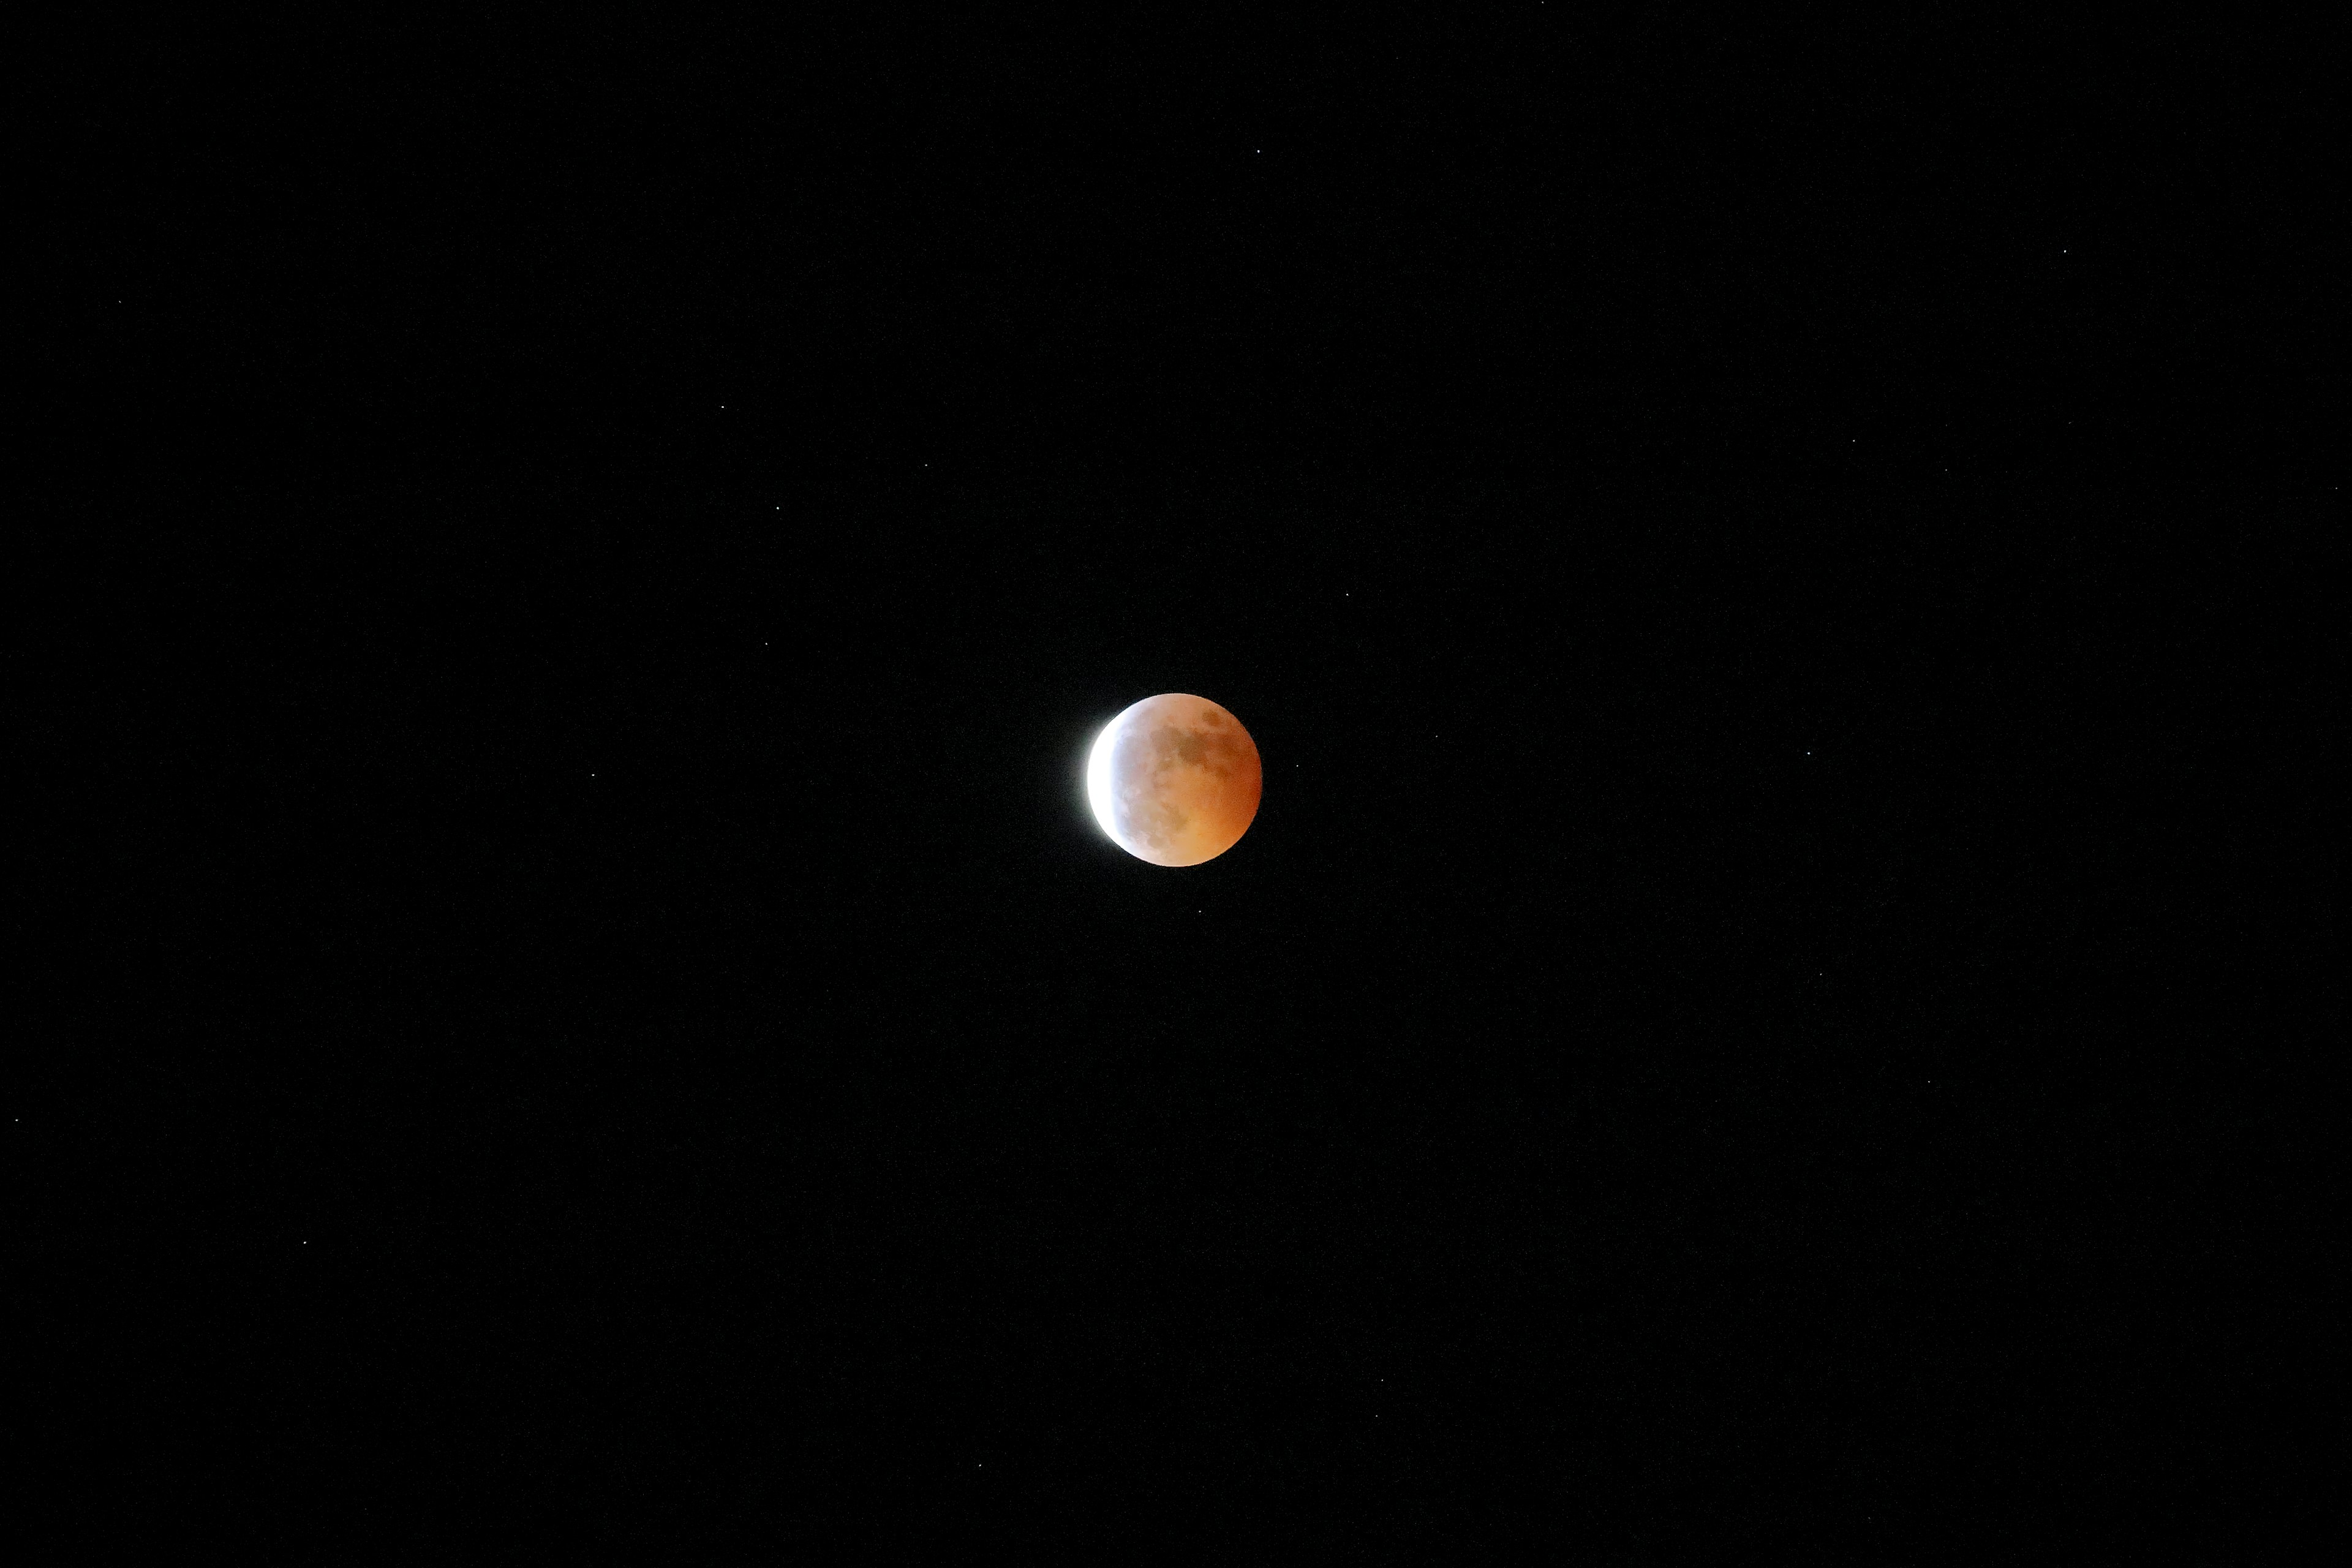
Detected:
left=26, top=14, right=2334, bottom=1562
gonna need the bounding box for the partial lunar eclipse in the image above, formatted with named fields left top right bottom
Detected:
left=1086, top=694, right=1263, bottom=867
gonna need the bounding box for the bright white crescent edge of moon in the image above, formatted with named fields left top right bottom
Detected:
left=1085, top=715, right=1121, bottom=847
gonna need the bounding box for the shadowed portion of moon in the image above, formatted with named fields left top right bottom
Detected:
left=1087, top=694, right=1263, bottom=866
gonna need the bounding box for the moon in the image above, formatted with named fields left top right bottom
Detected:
left=1086, top=694, right=1263, bottom=867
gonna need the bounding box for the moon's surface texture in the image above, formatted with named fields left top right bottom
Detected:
left=1087, top=694, right=1263, bottom=866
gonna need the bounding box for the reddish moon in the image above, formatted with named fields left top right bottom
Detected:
left=1086, top=694, right=1263, bottom=867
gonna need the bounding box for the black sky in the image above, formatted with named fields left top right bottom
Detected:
left=23, top=13, right=2337, bottom=1562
